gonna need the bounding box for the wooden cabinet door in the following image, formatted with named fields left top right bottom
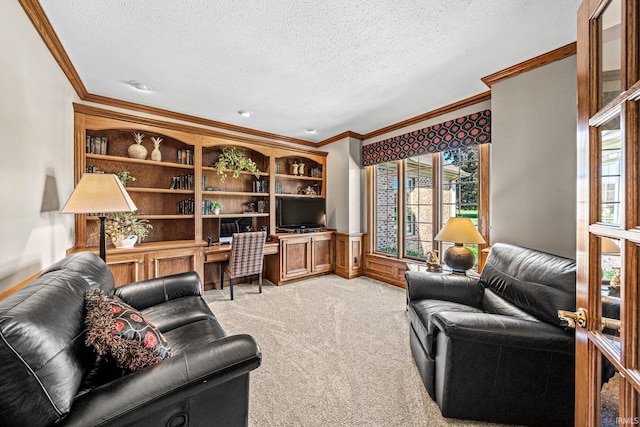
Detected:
left=311, top=233, right=334, bottom=273
left=146, top=248, right=203, bottom=280
left=107, top=252, right=146, bottom=287
left=280, top=236, right=312, bottom=281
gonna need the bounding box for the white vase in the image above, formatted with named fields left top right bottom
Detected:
left=128, top=143, right=148, bottom=160
left=112, top=235, right=138, bottom=248
left=150, top=137, right=162, bottom=161
left=151, top=147, right=162, bottom=161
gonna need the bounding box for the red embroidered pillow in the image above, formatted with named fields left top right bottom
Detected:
left=85, top=289, right=171, bottom=371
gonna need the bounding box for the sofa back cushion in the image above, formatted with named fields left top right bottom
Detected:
left=480, top=243, right=576, bottom=326
left=43, top=251, right=115, bottom=295
left=482, top=288, right=540, bottom=322
left=0, top=271, right=94, bottom=427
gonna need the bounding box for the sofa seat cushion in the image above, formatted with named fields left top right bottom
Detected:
left=141, top=296, right=216, bottom=333
left=163, top=319, right=228, bottom=355
left=85, top=290, right=171, bottom=372
left=409, top=299, right=483, bottom=357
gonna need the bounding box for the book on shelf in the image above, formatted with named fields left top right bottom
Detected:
left=177, top=198, right=195, bottom=215
left=169, top=174, right=194, bottom=190
left=177, top=149, right=194, bottom=165
left=86, top=136, right=108, bottom=155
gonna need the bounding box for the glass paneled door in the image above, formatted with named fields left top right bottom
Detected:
left=576, top=0, right=640, bottom=425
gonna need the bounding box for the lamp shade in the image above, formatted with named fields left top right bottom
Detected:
left=601, top=237, right=620, bottom=255
left=61, top=174, right=137, bottom=214
left=434, top=217, right=485, bottom=244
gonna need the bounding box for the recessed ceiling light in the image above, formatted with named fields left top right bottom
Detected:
left=128, top=80, right=152, bottom=92
left=305, top=129, right=318, bottom=134
left=238, top=110, right=253, bottom=118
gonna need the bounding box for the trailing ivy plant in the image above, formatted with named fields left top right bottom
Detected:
left=115, top=170, right=136, bottom=186
left=213, top=147, right=261, bottom=182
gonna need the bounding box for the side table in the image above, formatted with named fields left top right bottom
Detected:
left=405, top=262, right=480, bottom=278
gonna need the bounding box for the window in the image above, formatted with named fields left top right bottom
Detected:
left=404, top=154, right=434, bottom=259
left=375, top=162, right=398, bottom=255
left=372, top=146, right=486, bottom=264
left=441, top=147, right=481, bottom=267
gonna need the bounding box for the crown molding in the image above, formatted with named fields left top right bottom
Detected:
left=73, top=103, right=328, bottom=156
left=317, top=131, right=365, bottom=146
left=18, top=0, right=315, bottom=147
left=18, top=0, right=88, bottom=97
left=82, top=93, right=318, bottom=147
left=362, top=91, right=492, bottom=141
left=481, top=42, right=577, bottom=88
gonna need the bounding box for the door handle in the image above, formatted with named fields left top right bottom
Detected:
left=601, top=317, right=621, bottom=332
left=558, top=308, right=588, bottom=329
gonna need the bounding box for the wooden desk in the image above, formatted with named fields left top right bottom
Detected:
left=202, top=241, right=279, bottom=289
left=203, top=241, right=279, bottom=261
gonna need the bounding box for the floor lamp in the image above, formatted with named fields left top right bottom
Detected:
left=61, top=174, right=138, bottom=262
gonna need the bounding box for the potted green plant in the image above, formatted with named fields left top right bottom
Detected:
left=104, top=211, right=152, bottom=248
left=213, top=147, right=261, bottom=182
left=115, top=170, right=136, bottom=186
left=211, top=201, right=223, bottom=215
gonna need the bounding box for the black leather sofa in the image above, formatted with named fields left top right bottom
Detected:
left=0, top=251, right=261, bottom=427
left=406, top=243, right=576, bottom=426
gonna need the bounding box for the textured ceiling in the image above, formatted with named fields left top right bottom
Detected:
left=38, top=0, right=580, bottom=142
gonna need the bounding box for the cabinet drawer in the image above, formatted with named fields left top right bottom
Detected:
left=206, top=252, right=230, bottom=263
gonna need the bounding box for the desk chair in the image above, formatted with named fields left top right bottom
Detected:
left=221, top=231, right=267, bottom=300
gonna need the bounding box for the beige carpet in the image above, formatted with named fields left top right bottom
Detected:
left=204, top=274, right=517, bottom=427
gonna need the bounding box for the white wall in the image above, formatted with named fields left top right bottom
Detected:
left=322, top=137, right=364, bottom=233
left=490, top=55, right=577, bottom=258
left=0, top=1, right=79, bottom=293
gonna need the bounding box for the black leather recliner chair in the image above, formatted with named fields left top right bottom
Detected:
left=406, top=243, right=576, bottom=426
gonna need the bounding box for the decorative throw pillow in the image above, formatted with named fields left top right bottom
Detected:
left=84, top=289, right=171, bottom=371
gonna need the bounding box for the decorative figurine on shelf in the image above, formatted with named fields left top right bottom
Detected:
left=425, top=250, right=442, bottom=272
left=300, top=185, right=317, bottom=196
left=128, top=132, right=148, bottom=159
left=245, top=202, right=256, bottom=213
left=291, top=161, right=299, bottom=176
left=150, top=136, right=162, bottom=161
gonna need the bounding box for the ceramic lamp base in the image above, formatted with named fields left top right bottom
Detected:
left=443, top=243, right=475, bottom=274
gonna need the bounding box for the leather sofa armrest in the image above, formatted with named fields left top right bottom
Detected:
left=115, top=271, right=203, bottom=310
left=61, top=334, right=261, bottom=426
left=432, top=311, right=574, bottom=355
left=405, top=271, right=484, bottom=309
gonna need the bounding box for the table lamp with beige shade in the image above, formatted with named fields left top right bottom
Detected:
left=434, top=217, right=486, bottom=275
left=61, top=174, right=137, bottom=261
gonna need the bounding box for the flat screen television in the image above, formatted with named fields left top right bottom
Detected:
left=277, top=197, right=326, bottom=229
